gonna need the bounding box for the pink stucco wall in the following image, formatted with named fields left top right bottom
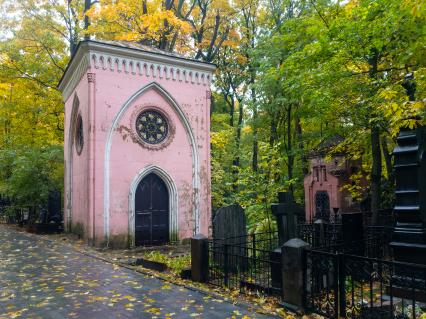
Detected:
left=62, top=42, right=214, bottom=247
left=303, top=155, right=362, bottom=221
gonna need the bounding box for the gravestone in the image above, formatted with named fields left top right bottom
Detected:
left=341, top=212, right=364, bottom=255
left=388, top=126, right=426, bottom=302
left=212, top=204, right=247, bottom=272
left=390, top=126, right=426, bottom=265
left=271, top=192, right=304, bottom=246
left=213, top=204, right=247, bottom=241
left=270, top=192, right=304, bottom=291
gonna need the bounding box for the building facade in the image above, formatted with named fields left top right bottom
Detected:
left=303, top=136, right=363, bottom=221
left=59, top=40, right=215, bottom=247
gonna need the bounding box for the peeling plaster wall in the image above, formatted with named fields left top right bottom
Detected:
left=63, top=47, right=212, bottom=247
left=93, top=67, right=211, bottom=246
left=64, top=75, right=90, bottom=237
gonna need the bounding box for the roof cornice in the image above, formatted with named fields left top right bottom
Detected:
left=58, top=41, right=216, bottom=102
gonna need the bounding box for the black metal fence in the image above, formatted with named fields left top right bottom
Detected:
left=297, top=214, right=394, bottom=260
left=207, top=232, right=282, bottom=296
left=297, top=222, right=343, bottom=248
left=200, top=209, right=426, bottom=318
left=305, top=249, right=426, bottom=318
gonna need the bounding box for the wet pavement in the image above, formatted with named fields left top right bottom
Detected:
left=0, top=225, right=274, bottom=319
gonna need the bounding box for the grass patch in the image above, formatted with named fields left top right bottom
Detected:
left=143, top=251, right=191, bottom=274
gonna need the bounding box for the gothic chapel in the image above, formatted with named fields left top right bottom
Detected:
left=58, top=40, right=215, bottom=247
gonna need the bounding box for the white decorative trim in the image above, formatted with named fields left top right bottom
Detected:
left=58, top=41, right=215, bottom=103
left=90, top=51, right=212, bottom=87
left=60, top=54, right=90, bottom=102
left=129, top=165, right=178, bottom=246
left=104, top=82, right=200, bottom=243
left=65, top=94, right=81, bottom=231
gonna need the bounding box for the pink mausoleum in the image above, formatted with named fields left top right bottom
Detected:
left=304, top=135, right=363, bottom=222
left=58, top=40, right=215, bottom=248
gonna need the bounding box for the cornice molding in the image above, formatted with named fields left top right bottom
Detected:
left=58, top=41, right=216, bottom=102
left=60, top=53, right=90, bottom=102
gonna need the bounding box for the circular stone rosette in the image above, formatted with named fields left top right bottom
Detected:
left=130, top=106, right=175, bottom=150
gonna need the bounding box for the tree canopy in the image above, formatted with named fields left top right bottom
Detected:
left=0, top=0, right=424, bottom=229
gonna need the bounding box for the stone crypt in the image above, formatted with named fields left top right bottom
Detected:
left=58, top=40, right=216, bottom=248
left=303, top=135, right=364, bottom=221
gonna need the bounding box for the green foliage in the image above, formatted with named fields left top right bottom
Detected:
left=0, top=0, right=69, bottom=211
left=143, top=251, right=191, bottom=274
left=0, top=0, right=425, bottom=231
left=211, top=0, right=425, bottom=228
left=0, top=145, right=63, bottom=206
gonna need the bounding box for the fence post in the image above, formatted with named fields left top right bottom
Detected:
left=252, top=233, right=256, bottom=259
left=191, top=234, right=209, bottom=282
left=223, top=243, right=229, bottom=286
left=338, top=253, right=346, bottom=317
left=281, top=238, right=310, bottom=312
left=314, top=219, right=326, bottom=247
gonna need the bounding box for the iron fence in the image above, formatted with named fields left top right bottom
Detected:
left=207, top=231, right=282, bottom=296
left=305, top=249, right=426, bottom=319
left=297, top=222, right=343, bottom=249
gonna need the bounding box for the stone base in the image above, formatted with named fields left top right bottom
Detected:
left=386, top=284, right=426, bottom=303
left=390, top=241, right=426, bottom=265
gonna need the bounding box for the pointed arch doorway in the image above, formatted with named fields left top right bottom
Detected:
left=135, top=173, right=169, bottom=245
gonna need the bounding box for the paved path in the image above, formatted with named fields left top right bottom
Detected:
left=0, top=226, right=274, bottom=319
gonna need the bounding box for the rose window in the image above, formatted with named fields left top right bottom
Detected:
left=136, top=110, right=168, bottom=144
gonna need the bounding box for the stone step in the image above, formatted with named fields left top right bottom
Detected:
left=394, top=163, right=418, bottom=168
left=394, top=205, right=420, bottom=214
left=395, top=189, right=420, bottom=194
left=396, top=132, right=418, bottom=143
left=393, top=145, right=419, bottom=154
left=395, top=190, right=420, bottom=207
left=395, top=221, right=423, bottom=228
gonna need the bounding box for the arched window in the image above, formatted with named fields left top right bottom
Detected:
left=75, top=114, right=84, bottom=155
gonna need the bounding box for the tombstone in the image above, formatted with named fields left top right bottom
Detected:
left=212, top=204, right=247, bottom=272
left=387, top=126, right=426, bottom=301
left=47, top=190, right=62, bottom=224
left=390, top=126, right=426, bottom=265
left=341, top=212, right=364, bottom=255
left=213, top=204, right=247, bottom=241
left=271, top=192, right=304, bottom=246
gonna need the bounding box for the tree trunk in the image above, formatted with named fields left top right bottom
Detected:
left=381, top=135, right=393, bottom=183
left=226, top=93, right=235, bottom=127
left=295, top=114, right=308, bottom=175
left=232, top=99, right=244, bottom=190
left=250, top=72, right=258, bottom=172
left=368, top=48, right=381, bottom=225
left=84, top=0, right=92, bottom=37
left=287, top=105, right=294, bottom=196
left=370, top=125, right=382, bottom=225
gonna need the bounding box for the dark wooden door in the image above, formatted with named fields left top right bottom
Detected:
left=135, top=173, right=169, bottom=245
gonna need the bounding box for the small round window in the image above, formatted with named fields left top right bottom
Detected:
left=75, top=114, right=84, bottom=155
left=136, top=110, right=168, bottom=144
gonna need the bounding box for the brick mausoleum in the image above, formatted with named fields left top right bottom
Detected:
left=303, top=135, right=364, bottom=221
left=58, top=40, right=216, bottom=248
